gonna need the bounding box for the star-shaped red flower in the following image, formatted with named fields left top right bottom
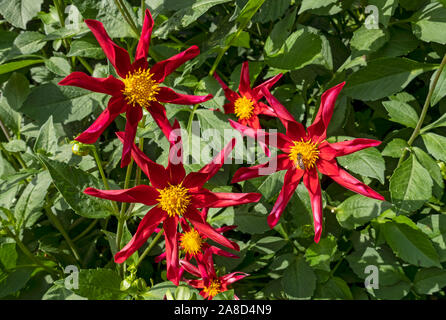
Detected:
left=84, top=123, right=260, bottom=285
left=230, top=82, right=385, bottom=242
left=214, top=61, right=294, bottom=156
left=59, top=9, right=212, bottom=167
left=181, top=248, right=248, bottom=300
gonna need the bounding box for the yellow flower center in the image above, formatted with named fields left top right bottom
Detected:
left=288, top=139, right=320, bottom=170
left=234, top=96, right=254, bottom=120
left=157, top=184, right=191, bottom=217
left=203, top=280, right=221, bottom=298
left=180, top=229, right=203, bottom=255
left=122, top=68, right=160, bottom=108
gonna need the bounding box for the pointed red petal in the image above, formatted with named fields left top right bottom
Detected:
left=302, top=168, right=323, bottom=243
left=114, top=207, right=165, bottom=263
left=231, top=154, right=292, bottom=183
left=252, top=73, right=283, bottom=101
left=329, top=138, right=382, bottom=157
left=121, top=105, right=143, bottom=168
left=318, top=159, right=385, bottom=201
left=307, top=82, right=345, bottom=142
left=147, top=101, right=176, bottom=143
left=84, top=19, right=131, bottom=77
left=157, top=86, right=212, bottom=105
left=75, top=97, right=126, bottom=144
left=261, top=87, right=299, bottom=129
left=214, top=73, right=240, bottom=102
left=84, top=185, right=159, bottom=206
left=58, top=72, right=123, bottom=96
left=238, top=61, right=251, bottom=95
left=267, top=168, right=303, bottom=228
left=164, top=217, right=180, bottom=285
left=151, top=45, right=200, bottom=83
left=134, top=9, right=154, bottom=64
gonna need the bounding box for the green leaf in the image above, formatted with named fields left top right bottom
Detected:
left=314, top=277, right=353, bottom=300
left=253, top=0, right=291, bottom=23
left=235, top=0, right=267, bottom=26
left=72, top=269, right=127, bottom=300
left=12, top=31, right=46, bottom=55
left=264, top=7, right=296, bottom=57
left=382, top=139, right=409, bottom=158
left=412, top=2, right=446, bottom=45
left=21, top=83, right=104, bottom=125
left=336, top=194, right=391, bottom=230
left=421, top=112, right=446, bottom=132
left=0, top=97, right=20, bottom=135
left=265, top=25, right=323, bottom=70
left=421, top=132, right=446, bottom=162
left=282, top=256, right=316, bottom=299
left=14, top=171, right=51, bottom=229
left=67, top=39, right=106, bottom=59
left=413, top=147, right=444, bottom=199
left=381, top=216, right=441, bottom=268
left=42, top=280, right=87, bottom=300
left=0, top=267, right=34, bottom=298
left=0, top=59, right=44, bottom=75
left=368, top=0, right=399, bottom=27
left=3, top=139, right=26, bottom=153
left=0, top=243, right=17, bottom=270
left=304, top=235, right=337, bottom=271
left=37, top=155, right=113, bottom=219
left=298, top=0, right=338, bottom=14
left=344, top=58, right=437, bottom=101
left=44, top=57, right=71, bottom=77
left=372, top=27, right=419, bottom=59
left=0, top=0, right=43, bottom=29
left=417, top=214, right=446, bottom=262
left=153, top=0, right=232, bottom=38
left=337, top=147, right=385, bottom=184
left=430, top=66, right=446, bottom=106
left=389, top=154, right=433, bottom=214
left=34, top=116, right=58, bottom=155
left=413, top=268, right=446, bottom=295
left=382, top=100, right=419, bottom=128
left=3, top=72, right=30, bottom=111
left=350, top=26, right=389, bottom=55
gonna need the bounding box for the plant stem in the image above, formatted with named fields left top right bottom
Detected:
left=114, top=0, right=139, bottom=37
left=3, top=226, right=55, bottom=274
left=397, top=53, right=446, bottom=168
left=0, top=118, right=11, bottom=141
left=91, top=145, right=120, bottom=214
left=44, top=205, right=81, bottom=263
left=135, top=230, right=164, bottom=268
left=72, top=219, right=99, bottom=242
left=77, top=57, right=94, bottom=74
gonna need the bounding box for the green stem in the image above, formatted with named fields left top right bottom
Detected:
left=397, top=53, right=446, bottom=168
left=77, top=57, right=94, bottom=74
left=114, top=0, right=139, bottom=37
left=45, top=205, right=81, bottom=263
left=0, top=118, right=11, bottom=141
left=135, top=230, right=164, bottom=268
left=91, top=145, right=119, bottom=214
left=72, top=219, right=98, bottom=242
left=141, top=0, right=145, bottom=24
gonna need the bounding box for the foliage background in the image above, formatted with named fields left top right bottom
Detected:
left=1, top=0, right=446, bottom=300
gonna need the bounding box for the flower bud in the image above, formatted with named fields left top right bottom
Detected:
left=71, top=141, right=90, bottom=156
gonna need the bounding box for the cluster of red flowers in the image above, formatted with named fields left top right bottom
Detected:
left=59, top=9, right=384, bottom=299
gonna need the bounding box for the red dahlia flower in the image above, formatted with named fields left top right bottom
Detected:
left=230, top=82, right=385, bottom=243
left=59, top=9, right=212, bottom=167
left=84, top=126, right=260, bottom=285
left=214, top=61, right=293, bottom=156
left=154, top=212, right=238, bottom=279
left=181, top=249, right=248, bottom=300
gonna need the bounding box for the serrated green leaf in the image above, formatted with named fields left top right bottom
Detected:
left=389, top=154, right=433, bottom=214
left=34, top=116, right=58, bottom=155
left=382, top=100, right=419, bottom=128
left=282, top=256, right=316, bottom=299
left=421, top=132, right=446, bottom=162
left=72, top=269, right=127, bottom=300
left=417, top=214, right=446, bottom=262
left=413, top=268, right=446, bottom=295
left=413, top=147, right=444, bottom=199
left=337, top=147, right=385, bottom=184
left=0, top=0, right=43, bottom=29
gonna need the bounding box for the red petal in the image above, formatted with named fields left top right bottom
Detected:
left=147, top=101, right=176, bottom=143
left=214, top=73, right=239, bottom=102
left=179, top=259, right=202, bottom=278
left=252, top=73, right=283, bottom=101
left=167, top=121, right=186, bottom=185
left=223, top=102, right=235, bottom=114
left=190, top=189, right=261, bottom=208
left=267, top=168, right=303, bottom=228
left=164, top=217, right=180, bottom=285
left=307, top=82, right=345, bottom=142
left=238, top=61, right=251, bottom=96
left=231, top=154, right=292, bottom=183
left=261, top=87, right=299, bottom=129
left=58, top=72, right=123, bottom=96
left=114, top=207, right=165, bottom=263
left=134, top=9, right=154, bottom=65
left=84, top=19, right=131, bottom=78
left=317, top=159, right=385, bottom=201
left=154, top=252, right=166, bottom=263
left=209, top=246, right=239, bottom=259
left=329, top=138, right=382, bottom=157
left=121, top=105, right=143, bottom=168
left=84, top=185, right=159, bottom=206
left=302, top=168, right=323, bottom=243
left=318, top=141, right=338, bottom=161
left=186, top=207, right=239, bottom=251
left=157, top=87, right=212, bottom=105
left=75, top=96, right=126, bottom=144
left=229, top=119, right=292, bottom=151
left=116, top=132, right=169, bottom=189
left=220, top=272, right=249, bottom=286
left=151, top=45, right=200, bottom=83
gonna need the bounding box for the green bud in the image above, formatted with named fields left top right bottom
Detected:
left=71, top=141, right=90, bottom=156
